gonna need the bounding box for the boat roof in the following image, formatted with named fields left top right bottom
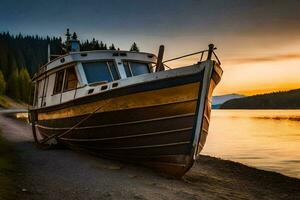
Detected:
left=33, top=50, right=157, bottom=80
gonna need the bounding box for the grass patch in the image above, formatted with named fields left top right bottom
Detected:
left=0, top=96, right=11, bottom=109
left=0, top=95, right=28, bottom=109
left=0, top=133, right=18, bottom=200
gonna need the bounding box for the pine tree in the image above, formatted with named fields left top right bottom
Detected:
left=72, top=32, right=78, bottom=40
left=0, top=70, right=6, bottom=95
left=8, top=54, right=18, bottom=74
left=65, top=29, right=71, bottom=41
left=18, top=68, right=31, bottom=102
left=0, top=50, right=8, bottom=77
left=91, top=38, right=97, bottom=50
left=109, top=44, right=116, bottom=50
left=7, top=69, right=20, bottom=99
left=99, top=41, right=105, bottom=50
left=94, top=41, right=100, bottom=50
left=130, top=42, right=140, bottom=52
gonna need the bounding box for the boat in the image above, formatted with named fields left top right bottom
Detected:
left=29, top=33, right=223, bottom=176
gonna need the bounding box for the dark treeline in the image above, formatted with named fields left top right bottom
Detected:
left=220, top=89, right=300, bottom=109
left=0, top=32, right=62, bottom=102
left=0, top=32, right=63, bottom=76
left=0, top=31, right=140, bottom=103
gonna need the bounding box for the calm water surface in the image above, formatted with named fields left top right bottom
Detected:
left=202, top=110, right=300, bottom=178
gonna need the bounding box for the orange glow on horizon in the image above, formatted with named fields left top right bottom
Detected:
left=165, top=51, right=300, bottom=96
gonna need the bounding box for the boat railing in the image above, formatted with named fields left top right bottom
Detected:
left=161, top=44, right=221, bottom=70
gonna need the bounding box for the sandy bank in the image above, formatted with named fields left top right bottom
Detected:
left=0, top=114, right=299, bottom=200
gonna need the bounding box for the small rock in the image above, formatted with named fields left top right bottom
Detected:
left=128, top=174, right=138, bottom=178
left=107, top=165, right=121, bottom=170
left=21, top=188, right=28, bottom=192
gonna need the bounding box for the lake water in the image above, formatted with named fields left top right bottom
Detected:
left=202, top=110, right=300, bottom=179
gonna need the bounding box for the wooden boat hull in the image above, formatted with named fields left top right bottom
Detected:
left=31, top=61, right=222, bottom=176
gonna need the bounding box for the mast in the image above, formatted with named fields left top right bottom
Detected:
left=155, top=45, right=165, bottom=72
left=65, top=28, right=71, bottom=52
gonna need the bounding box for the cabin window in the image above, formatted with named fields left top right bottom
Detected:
left=53, top=70, right=65, bottom=94
left=107, top=61, right=120, bottom=80
left=130, top=62, right=150, bottom=76
left=82, top=61, right=120, bottom=84
left=123, top=61, right=150, bottom=77
left=123, top=61, right=132, bottom=77
left=64, top=67, right=78, bottom=91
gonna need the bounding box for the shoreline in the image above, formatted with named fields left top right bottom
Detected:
left=200, top=154, right=300, bottom=180
left=194, top=155, right=300, bottom=182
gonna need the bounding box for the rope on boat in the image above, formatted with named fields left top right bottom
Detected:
left=161, top=46, right=221, bottom=66
left=31, top=102, right=107, bottom=149
left=212, top=51, right=221, bottom=65
left=163, top=63, right=172, bottom=70
left=162, top=48, right=217, bottom=64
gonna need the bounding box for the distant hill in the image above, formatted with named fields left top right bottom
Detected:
left=212, top=94, right=244, bottom=109
left=220, top=89, right=300, bottom=109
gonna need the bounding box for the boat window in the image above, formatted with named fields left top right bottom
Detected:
left=53, top=70, right=65, bottom=94
left=82, top=61, right=119, bottom=84
left=64, top=67, right=78, bottom=91
left=123, top=61, right=132, bottom=77
left=123, top=61, right=150, bottom=77
left=130, top=62, right=150, bottom=76
left=107, top=61, right=120, bottom=80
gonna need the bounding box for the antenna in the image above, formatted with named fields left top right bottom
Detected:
left=47, top=44, right=51, bottom=63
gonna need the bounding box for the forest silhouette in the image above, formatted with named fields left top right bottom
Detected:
left=0, top=31, right=139, bottom=102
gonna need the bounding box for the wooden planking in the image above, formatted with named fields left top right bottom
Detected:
left=33, top=70, right=205, bottom=113
left=60, top=127, right=193, bottom=142
left=38, top=99, right=197, bottom=128
left=58, top=129, right=193, bottom=148
left=37, top=82, right=200, bottom=120
left=37, top=114, right=195, bottom=140
left=70, top=141, right=191, bottom=156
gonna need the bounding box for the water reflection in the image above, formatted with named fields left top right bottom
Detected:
left=202, top=110, right=300, bottom=178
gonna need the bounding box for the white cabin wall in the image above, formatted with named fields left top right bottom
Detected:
left=77, top=63, right=88, bottom=85
left=62, top=90, right=76, bottom=102
left=37, top=79, right=45, bottom=108
left=37, top=79, right=44, bottom=98
left=44, top=74, right=56, bottom=107
left=50, top=94, right=62, bottom=106
left=46, top=74, right=55, bottom=97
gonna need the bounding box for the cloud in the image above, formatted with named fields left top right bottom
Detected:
left=225, top=53, right=300, bottom=64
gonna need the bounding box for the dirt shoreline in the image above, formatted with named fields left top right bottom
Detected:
left=0, top=114, right=299, bottom=200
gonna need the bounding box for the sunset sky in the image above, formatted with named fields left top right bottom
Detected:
left=1, top=0, right=300, bottom=95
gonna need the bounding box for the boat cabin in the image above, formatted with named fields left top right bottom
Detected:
left=32, top=50, right=157, bottom=109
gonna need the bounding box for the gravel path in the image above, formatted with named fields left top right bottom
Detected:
left=0, top=114, right=299, bottom=200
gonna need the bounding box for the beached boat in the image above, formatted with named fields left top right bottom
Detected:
left=29, top=36, right=222, bottom=176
